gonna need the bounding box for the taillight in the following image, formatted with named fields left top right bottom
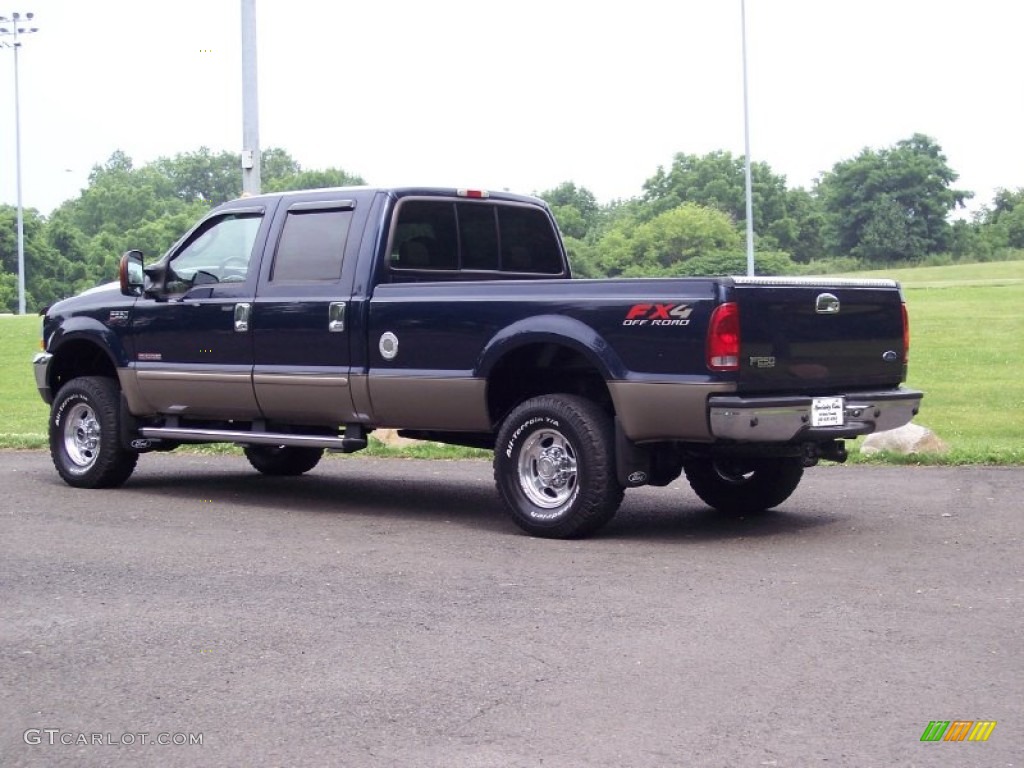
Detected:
left=901, top=302, right=910, bottom=363
left=707, top=302, right=740, bottom=371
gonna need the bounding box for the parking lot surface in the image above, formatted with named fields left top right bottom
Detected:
left=1, top=451, right=1020, bottom=767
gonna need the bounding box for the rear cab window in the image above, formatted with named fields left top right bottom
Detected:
left=388, top=197, right=565, bottom=279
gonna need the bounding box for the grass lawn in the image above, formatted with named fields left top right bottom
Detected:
left=854, top=261, right=1024, bottom=463
left=2, top=260, right=1021, bottom=464
left=0, top=314, right=49, bottom=449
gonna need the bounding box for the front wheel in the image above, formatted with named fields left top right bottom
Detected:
left=683, top=457, right=804, bottom=515
left=244, top=445, right=324, bottom=476
left=494, top=395, right=623, bottom=539
left=50, top=377, right=138, bottom=489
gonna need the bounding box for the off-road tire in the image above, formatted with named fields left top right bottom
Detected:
left=683, top=457, right=804, bottom=515
left=494, top=394, right=623, bottom=538
left=244, top=445, right=324, bottom=476
left=50, top=376, right=138, bottom=489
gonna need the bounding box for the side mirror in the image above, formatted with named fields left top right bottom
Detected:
left=119, top=250, right=145, bottom=296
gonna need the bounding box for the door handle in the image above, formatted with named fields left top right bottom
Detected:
left=329, top=302, right=346, bottom=333
left=234, top=302, right=252, bottom=332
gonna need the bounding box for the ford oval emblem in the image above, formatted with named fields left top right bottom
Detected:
left=882, top=350, right=899, bottom=362
left=627, top=471, right=647, bottom=485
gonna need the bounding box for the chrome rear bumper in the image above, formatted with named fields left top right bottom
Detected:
left=709, top=388, right=924, bottom=442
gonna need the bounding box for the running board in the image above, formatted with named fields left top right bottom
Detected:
left=138, top=426, right=368, bottom=453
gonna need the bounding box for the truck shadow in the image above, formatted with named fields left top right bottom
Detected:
left=605, top=492, right=841, bottom=541
left=114, top=456, right=840, bottom=542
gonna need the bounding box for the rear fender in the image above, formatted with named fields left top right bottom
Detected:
left=476, top=314, right=627, bottom=381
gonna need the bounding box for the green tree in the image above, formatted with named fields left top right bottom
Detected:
left=981, top=187, right=1024, bottom=249
left=536, top=182, right=602, bottom=241
left=595, top=203, right=743, bottom=277
left=818, top=133, right=971, bottom=261
left=263, top=167, right=365, bottom=193
left=0, top=204, right=76, bottom=311
left=640, top=150, right=822, bottom=261
left=153, top=147, right=241, bottom=206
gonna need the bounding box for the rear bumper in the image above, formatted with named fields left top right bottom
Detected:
left=709, top=388, right=924, bottom=442
left=33, top=352, right=54, bottom=404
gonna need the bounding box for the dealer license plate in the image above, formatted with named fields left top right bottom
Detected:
left=811, top=397, right=845, bottom=427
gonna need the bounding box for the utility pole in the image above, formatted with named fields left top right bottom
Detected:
left=740, top=0, right=755, bottom=276
left=240, top=0, right=260, bottom=195
left=0, top=10, right=38, bottom=314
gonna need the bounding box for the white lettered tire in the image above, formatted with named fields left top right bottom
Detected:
left=494, top=395, right=623, bottom=538
left=49, top=377, right=138, bottom=488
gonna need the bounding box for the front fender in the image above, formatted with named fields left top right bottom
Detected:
left=49, top=315, right=131, bottom=370
left=475, top=314, right=628, bottom=381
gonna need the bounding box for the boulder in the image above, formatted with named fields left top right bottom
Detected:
left=860, top=423, right=949, bottom=456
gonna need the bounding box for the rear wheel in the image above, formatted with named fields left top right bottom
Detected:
left=494, top=395, right=623, bottom=539
left=244, top=445, right=324, bottom=476
left=50, top=377, right=138, bottom=488
left=683, top=457, right=804, bottom=514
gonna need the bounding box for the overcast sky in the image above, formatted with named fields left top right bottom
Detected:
left=1, top=0, right=1021, bottom=217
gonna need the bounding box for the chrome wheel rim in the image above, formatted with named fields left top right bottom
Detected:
left=517, top=428, right=578, bottom=510
left=63, top=402, right=101, bottom=469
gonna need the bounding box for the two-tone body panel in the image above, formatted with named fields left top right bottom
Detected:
left=34, top=185, right=922, bottom=455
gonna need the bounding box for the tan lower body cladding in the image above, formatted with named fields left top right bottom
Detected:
left=608, top=381, right=736, bottom=442
left=359, top=374, right=491, bottom=431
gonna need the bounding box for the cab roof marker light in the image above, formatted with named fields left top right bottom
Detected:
left=457, top=189, right=489, bottom=199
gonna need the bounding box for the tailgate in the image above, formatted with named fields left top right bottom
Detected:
left=731, top=277, right=907, bottom=394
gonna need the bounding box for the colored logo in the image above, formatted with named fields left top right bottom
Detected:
left=920, top=720, right=996, bottom=742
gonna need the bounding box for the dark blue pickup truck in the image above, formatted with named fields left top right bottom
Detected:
left=33, top=186, right=922, bottom=537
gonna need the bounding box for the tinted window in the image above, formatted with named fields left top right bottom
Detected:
left=272, top=209, right=352, bottom=281
left=457, top=203, right=499, bottom=270
left=390, top=201, right=458, bottom=270
left=498, top=206, right=563, bottom=274
left=390, top=198, right=563, bottom=275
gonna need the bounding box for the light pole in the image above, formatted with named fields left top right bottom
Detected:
left=740, top=0, right=755, bottom=276
left=0, top=10, right=37, bottom=314
left=240, top=0, right=260, bottom=195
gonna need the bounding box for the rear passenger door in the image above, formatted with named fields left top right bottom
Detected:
left=251, top=198, right=366, bottom=426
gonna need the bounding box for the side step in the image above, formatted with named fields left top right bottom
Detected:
left=138, top=424, right=368, bottom=453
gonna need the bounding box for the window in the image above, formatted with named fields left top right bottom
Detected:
left=458, top=203, right=499, bottom=270
left=170, top=213, right=262, bottom=289
left=389, top=201, right=458, bottom=270
left=272, top=209, right=352, bottom=281
left=390, top=198, right=564, bottom=275
left=497, top=206, right=563, bottom=274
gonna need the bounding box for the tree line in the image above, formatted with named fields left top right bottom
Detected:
left=1, top=135, right=1022, bottom=312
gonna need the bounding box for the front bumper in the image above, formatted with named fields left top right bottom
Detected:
left=709, top=388, right=924, bottom=442
left=33, top=352, right=54, bottom=404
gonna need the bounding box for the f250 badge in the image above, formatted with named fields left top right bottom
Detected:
left=623, top=303, right=693, bottom=327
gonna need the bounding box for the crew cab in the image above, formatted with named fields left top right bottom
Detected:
left=33, top=186, right=923, bottom=537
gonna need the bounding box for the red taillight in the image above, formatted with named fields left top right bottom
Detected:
left=457, top=189, right=489, bottom=199
left=707, top=302, right=740, bottom=371
left=901, top=302, right=910, bottom=363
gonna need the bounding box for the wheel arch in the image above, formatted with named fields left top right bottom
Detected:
left=47, top=325, right=125, bottom=395
left=478, top=315, right=626, bottom=425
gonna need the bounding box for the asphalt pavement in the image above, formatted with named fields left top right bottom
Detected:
left=1, top=450, right=1020, bottom=768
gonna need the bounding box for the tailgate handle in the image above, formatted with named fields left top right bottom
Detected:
left=815, top=293, right=840, bottom=314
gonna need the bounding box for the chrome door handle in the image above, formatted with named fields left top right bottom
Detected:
left=329, top=302, right=346, bottom=333
left=234, top=302, right=252, bottom=332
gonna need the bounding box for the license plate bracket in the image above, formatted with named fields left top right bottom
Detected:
left=811, top=397, right=845, bottom=427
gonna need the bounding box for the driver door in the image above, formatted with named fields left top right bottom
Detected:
left=129, top=209, right=269, bottom=419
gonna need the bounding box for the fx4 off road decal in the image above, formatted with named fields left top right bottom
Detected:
left=622, top=303, right=693, bottom=327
